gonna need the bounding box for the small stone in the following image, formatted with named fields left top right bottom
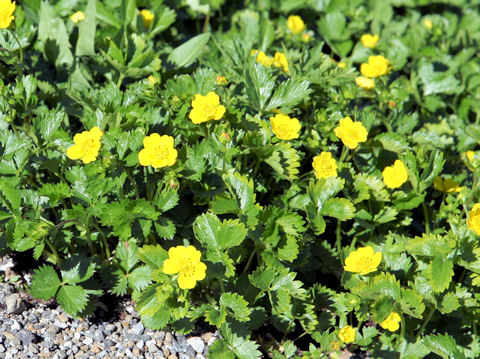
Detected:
left=168, top=355, right=177, bottom=359
left=71, top=345, right=79, bottom=354
left=0, top=344, right=4, bottom=353
left=28, top=343, right=38, bottom=354
left=18, top=329, right=36, bottom=345
left=94, top=329, right=105, bottom=342
left=83, top=337, right=93, bottom=346
left=136, top=340, right=144, bottom=350
left=162, top=348, right=170, bottom=357
left=146, top=340, right=158, bottom=353
left=92, top=343, right=101, bottom=354
left=11, top=320, right=21, bottom=331
left=103, top=339, right=115, bottom=349
left=103, top=324, right=115, bottom=336
left=5, top=294, right=26, bottom=314
left=131, top=322, right=144, bottom=335
left=57, top=314, right=69, bottom=323
left=187, top=337, right=205, bottom=354
left=132, top=347, right=141, bottom=356
left=164, top=332, right=173, bottom=344
left=195, top=355, right=206, bottom=359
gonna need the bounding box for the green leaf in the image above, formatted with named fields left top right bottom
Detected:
left=423, top=334, right=466, bottom=359
left=375, top=132, right=409, bottom=153
left=129, top=266, right=153, bottom=291
left=265, top=142, right=301, bottom=181
left=115, top=240, right=139, bottom=272
left=439, top=292, right=460, bottom=314
left=249, top=268, right=276, bottom=291
left=75, top=0, right=96, bottom=56
left=31, top=265, right=61, bottom=300
left=400, top=288, right=425, bottom=319
left=56, top=285, right=88, bottom=315
left=265, top=80, right=311, bottom=112
left=245, top=62, right=275, bottom=112
left=277, top=235, right=299, bottom=262
left=427, top=257, right=453, bottom=292
left=194, top=212, right=248, bottom=251
left=155, top=217, right=176, bottom=239
left=154, top=190, right=179, bottom=212
left=60, top=255, right=96, bottom=284
left=138, top=245, right=168, bottom=269
left=111, top=269, right=128, bottom=296
left=223, top=170, right=256, bottom=212
left=206, top=307, right=227, bottom=326
left=220, top=292, right=251, bottom=322
left=209, top=339, right=233, bottom=359
left=167, top=33, right=211, bottom=68
left=150, top=6, right=176, bottom=36
left=320, top=198, right=355, bottom=220
left=419, top=151, right=445, bottom=192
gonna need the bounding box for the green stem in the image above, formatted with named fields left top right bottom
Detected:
left=396, top=315, right=406, bottom=348
left=336, top=220, right=344, bottom=264
left=45, top=237, right=61, bottom=265
left=203, top=11, right=210, bottom=33
left=415, top=306, right=435, bottom=339
left=92, top=221, right=110, bottom=259
left=116, top=73, right=125, bottom=88
left=422, top=202, right=431, bottom=234
left=125, top=169, right=140, bottom=199
left=242, top=249, right=256, bottom=274
left=8, top=29, right=23, bottom=63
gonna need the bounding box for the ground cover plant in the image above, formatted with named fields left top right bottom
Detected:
left=1, top=0, right=480, bottom=357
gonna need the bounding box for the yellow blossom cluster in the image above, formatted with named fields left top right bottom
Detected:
left=138, top=133, right=178, bottom=169
left=380, top=312, right=401, bottom=331
left=312, top=152, right=337, bottom=179
left=382, top=160, right=408, bottom=189
left=70, top=10, right=85, bottom=24
left=140, top=9, right=154, bottom=28
left=251, top=50, right=289, bottom=73
left=189, top=92, right=226, bottom=124
left=468, top=204, right=480, bottom=236
left=360, top=34, right=379, bottom=49
left=338, top=325, right=356, bottom=343
left=66, top=127, right=104, bottom=164
left=360, top=55, right=391, bottom=78
left=334, top=116, right=368, bottom=149
left=287, top=15, right=306, bottom=34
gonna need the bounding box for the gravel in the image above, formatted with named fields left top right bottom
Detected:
left=0, top=256, right=219, bottom=358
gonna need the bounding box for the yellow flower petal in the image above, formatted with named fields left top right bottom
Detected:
left=178, top=273, right=197, bottom=289
left=66, top=145, right=83, bottom=160
left=162, top=258, right=179, bottom=274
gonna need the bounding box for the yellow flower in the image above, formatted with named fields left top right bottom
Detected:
left=273, top=52, right=289, bottom=73
left=163, top=245, right=207, bottom=289
left=301, top=33, right=312, bottom=42
left=334, top=117, right=368, bottom=149
left=216, top=75, right=227, bottom=85
left=70, top=11, right=85, bottom=24
left=189, top=92, right=226, bottom=124
left=360, top=34, right=379, bottom=49
left=467, top=204, right=480, bottom=236
left=338, top=62, right=346, bottom=68
left=344, top=246, right=382, bottom=275
left=0, top=0, right=15, bottom=28
left=255, top=50, right=273, bottom=67
left=138, top=133, right=177, bottom=169
left=355, top=76, right=375, bottom=90
left=140, top=9, right=154, bottom=28
left=147, top=75, right=160, bottom=85
left=270, top=114, right=301, bottom=140
left=433, top=177, right=462, bottom=193
left=382, top=160, right=408, bottom=189
left=287, top=15, right=305, bottom=34
left=424, top=19, right=433, bottom=29
left=380, top=312, right=401, bottom=332
left=338, top=326, right=356, bottom=343
left=312, top=152, right=338, bottom=179
left=360, top=55, right=391, bottom=78
left=465, top=150, right=475, bottom=162
left=66, top=127, right=103, bottom=164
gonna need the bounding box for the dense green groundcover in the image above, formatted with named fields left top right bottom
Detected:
left=2, top=0, right=480, bottom=357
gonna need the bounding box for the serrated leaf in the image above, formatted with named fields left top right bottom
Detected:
left=75, top=0, right=96, bottom=56
left=277, top=235, right=299, bottom=262
left=154, top=190, right=179, bottom=212
left=31, top=265, right=61, bottom=300
left=206, top=307, right=227, bottom=326
left=115, top=240, right=139, bottom=272
left=60, top=255, right=96, bottom=284
left=245, top=62, right=275, bottom=112
left=138, top=245, right=168, bottom=269
left=419, top=151, right=445, bottom=192
left=265, top=142, right=300, bottom=181
left=249, top=268, right=276, bottom=291
left=155, top=217, right=176, bottom=239
left=194, top=212, right=248, bottom=251
left=56, top=285, right=88, bottom=315
left=375, top=132, right=409, bottom=153
left=220, top=293, right=251, bottom=322
left=110, top=268, right=128, bottom=296
left=223, top=170, right=256, bottom=212
left=423, top=334, right=466, bottom=359
left=128, top=265, right=152, bottom=292
left=168, top=33, right=210, bottom=68
left=439, top=292, right=460, bottom=314
left=265, top=79, right=311, bottom=112
left=427, top=257, right=453, bottom=292
left=321, top=198, right=355, bottom=220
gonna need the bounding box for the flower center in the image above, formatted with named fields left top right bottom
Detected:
left=179, top=260, right=196, bottom=278
left=153, top=144, right=170, bottom=161
left=357, top=256, right=373, bottom=272
left=201, top=103, right=216, bottom=118
left=81, top=138, right=97, bottom=153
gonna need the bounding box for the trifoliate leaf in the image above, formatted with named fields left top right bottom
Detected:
left=427, top=257, right=453, bottom=292
left=56, top=285, right=88, bottom=315
left=31, top=265, right=61, bottom=300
